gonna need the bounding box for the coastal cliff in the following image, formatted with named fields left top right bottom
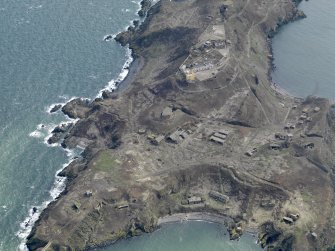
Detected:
left=27, top=0, right=335, bottom=250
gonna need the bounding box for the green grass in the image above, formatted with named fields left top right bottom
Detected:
left=92, top=150, right=119, bottom=172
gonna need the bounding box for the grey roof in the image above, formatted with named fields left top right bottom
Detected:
left=218, top=129, right=230, bottom=135
left=210, top=136, right=225, bottom=144
left=213, top=132, right=227, bottom=140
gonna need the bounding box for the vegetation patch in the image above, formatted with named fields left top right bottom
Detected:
left=91, top=150, right=119, bottom=172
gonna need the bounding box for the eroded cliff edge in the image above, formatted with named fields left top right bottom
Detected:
left=27, top=0, right=335, bottom=250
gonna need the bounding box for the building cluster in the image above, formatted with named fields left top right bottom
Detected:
left=209, top=190, right=229, bottom=203
left=209, top=129, right=230, bottom=145
left=180, top=38, right=230, bottom=82
left=144, top=126, right=194, bottom=146
left=167, top=128, right=190, bottom=144
left=287, top=106, right=321, bottom=129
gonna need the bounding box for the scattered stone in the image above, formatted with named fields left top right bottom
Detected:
left=275, top=133, right=286, bottom=140
left=284, top=123, right=295, bottom=130
left=270, top=143, right=282, bottom=150
left=314, top=107, right=320, bottom=113
left=72, top=201, right=81, bottom=210
left=304, top=143, right=315, bottom=149
left=283, top=216, right=294, bottom=224
left=138, top=128, right=146, bottom=134
left=161, top=107, right=173, bottom=117
left=260, top=200, right=275, bottom=209
left=310, top=232, right=317, bottom=240
left=300, top=114, right=308, bottom=120
left=302, top=108, right=309, bottom=114
left=246, top=148, right=257, bottom=157
left=288, top=213, right=299, bottom=221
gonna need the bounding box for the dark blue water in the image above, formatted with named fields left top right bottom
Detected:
left=272, top=0, right=335, bottom=99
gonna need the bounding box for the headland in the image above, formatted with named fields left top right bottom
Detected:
left=26, top=0, right=335, bottom=250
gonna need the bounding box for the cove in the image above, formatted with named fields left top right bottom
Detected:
left=272, top=0, right=335, bottom=99
left=98, top=221, right=262, bottom=251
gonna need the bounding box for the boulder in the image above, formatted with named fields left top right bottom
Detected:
left=50, top=104, right=62, bottom=113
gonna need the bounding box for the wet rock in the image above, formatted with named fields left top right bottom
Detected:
left=50, top=104, right=62, bottom=113
left=138, top=0, right=152, bottom=18
left=102, top=90, right=118, bottom=100
left=47, top=134, right=62, bottom=145
left=103, top=34, right=113, bottom=42
left=48, top=123, right=74, bottom=145
left=259, top=222, right=282, bottom=248
left=26, top=236, right=49, bottom=251
left=52, top=123, right=73, bottom=134
left=62, top=98, right=90, bottom=119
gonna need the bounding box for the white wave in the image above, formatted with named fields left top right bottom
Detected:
left=17, top=150, right=78, bottom=251
left=98, top=0, right=162, bottom=97
left=122, top=8, right=131, bottom=13
left=29, top=130, right=43, bottom=139
left=97, top=46, right=134, bottom=97
left=18, top=1, right=150, bottom=250
left=42, top=119, right=79, bottom=148
left=21, top=116, right=80, bottom=249
left=29, top=123, right=56, bottom=139
left=46, top=103, right=63, bottom=114
left=46, top=95, right=84, bottom=114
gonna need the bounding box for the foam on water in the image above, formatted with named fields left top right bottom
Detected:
left=17, top=1, right=145, bottom=249
left=45, top=96, right=81, bottom=114
left=98, top=47, right=134, bottom=97
left=17, top=146, right=80, bottom=251
left=97, top=0, right=161, bottom=97
left=29, top=123, right=57, bottom=139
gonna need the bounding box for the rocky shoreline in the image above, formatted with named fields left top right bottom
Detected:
left=26, top=0, right=335, bottom=250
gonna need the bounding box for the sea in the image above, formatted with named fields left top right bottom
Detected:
left=0, top=0, right=332, bottom=250
left=272, top=0, right=335, bottom=99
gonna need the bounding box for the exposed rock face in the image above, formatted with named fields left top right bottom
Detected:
left=61, top=98, right=90, bottom=119
left=137, top=0, right=152, bottom=18
left=49, top=104, right=62, bottom=113
left=47, top=123, right=74, bottom=145
left=27, top=0, right=335, bottom=250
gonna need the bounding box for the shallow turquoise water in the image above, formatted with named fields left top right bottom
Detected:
left=272, top=0, right=335, bottom=99
left=100, top=222, right=262, bottom=251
